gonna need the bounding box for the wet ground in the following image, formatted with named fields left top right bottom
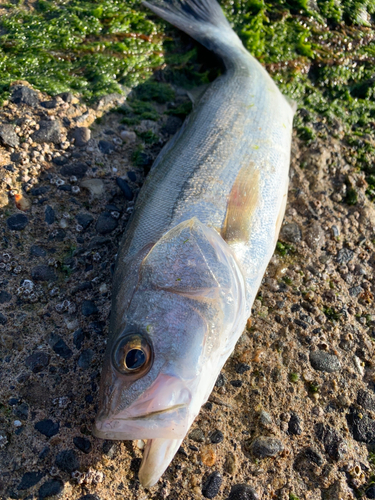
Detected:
left=1, top=75, right=375, bottom=500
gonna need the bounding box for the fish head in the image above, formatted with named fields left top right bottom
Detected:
left=94, top=217, right=245, bottom=444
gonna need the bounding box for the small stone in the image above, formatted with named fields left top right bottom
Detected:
left=337, top=248, right=354, bottom=264
left=0, top=291, right=11, bottom=304
left=58, top=92, right=73, bottom=103
left=127, top=171, right=137, bottom=182
left=303, top=447, right=323, bottom=466
left=98, top=139, right=115, bottom=154
left=78, top=349, right=93, bottom=370
left=7, top=213, right=29, bottom=231
left=48, top=228, right=66, bottom=241
left=17, top=471, right=45, bottom=490
left=366, top=486, right=375, bottom=499
left=77, top=495, right=101, bottom=500
left=52, top=156, right=69, bottom=166
left=73, top=436, right=92, bottom=454
left=250, top=436, right=284, bottom=458
left=315, top=423, right=346, bottom=460
left=102, top=440, right=117, bottom=458
left=0, top=124, right=19, bottom=147
left=32, top=120, right=62, bottom=144
left=210, top=430, right=224, bottom=444
left=44, top=205, right=55, bottom=225
left=30, top=245, right=47, bottom=258
left=230, top=380, right=242, bottom=387
left=260, top=411, right=272, bottom=426
left=235, top=363, right=250, bottom=374
left=349, top=285, right=363, bottom=297
left=13, top=402, right=29, bottom=420
left=305, top=222, right=325, bottom=250
left=120, top=130, right=136, bottom=143
left=73, top=127, right=91, bottom=147
left=40, top=100, right=58, bottom=109
left=25, top=352, right=50, bottom=373
left=96, top=212, right=118, bottom=235
left=31, top=265, right=57, bottom=282
left=76, top=213, right=94, bottom=230
left=53, top=339, right=73, bottom=359
left=0, top=313, right=7, bottom=325
left=225, top=484, right=259, bottom=500
left=38, top=479, right=64, bottom=499
left=55, top=449, right=79, bottom=473
left=347, top=408, right=375, bottom=444
left=116, top=177, right=133, bottom=200
left=162, top=115, right=183, bottom=135
left=73, top=328, right=84, bottom=349
left=189, top=428, right=205, bottom=443
left=357, top=389, right=375, bottom=412
left=30, top=186, right=50, bottom=196
left=309, top=351, right=341, bottom=373
left=202, top=471, right=222, bottom=499
left=60, top=162, right=88, bottom=178
left=288, top=414, right=302, bottom=435
left=80, top=179, right=105, bottom=199
left=215, top=373, right=226, bottom=388
left=224, top=452, right=237, bottom=474
left=11, top=85, right=39, bottom=107
left=34, top=419, right=60, bottom=438
left=279, top=223, right=301, bottom=244
left=81, top=300, right=98, bottom=317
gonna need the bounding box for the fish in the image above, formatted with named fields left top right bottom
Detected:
left=93, top=0, right=295, bottom=488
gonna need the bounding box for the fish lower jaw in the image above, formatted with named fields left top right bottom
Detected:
left=93, top=405, right=190, bottom=441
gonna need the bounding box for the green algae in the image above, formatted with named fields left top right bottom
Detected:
left=1, top=0, right=375, bottom=194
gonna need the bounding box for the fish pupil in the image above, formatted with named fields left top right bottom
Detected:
left=126, top=349, right=146, bottom=370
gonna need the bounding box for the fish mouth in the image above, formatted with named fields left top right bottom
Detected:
left=124, top=403, right=186, bottom=420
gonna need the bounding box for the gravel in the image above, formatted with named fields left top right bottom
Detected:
left=6, top=213, right=29, bottom=230
left=31, top=265, right=57, bottom=282
left=11, top=85, right=39, bottom=106
left=202, top=471, right=223, bottom=499
left=73, top=436, right=92, bottom=454
left=44, top=205, right=55, bottom=225
left=116, top=177, right=133, bottom=200
left=25, top=352, right=50, bottom=373
left=73, top=127, right=91, bottom=147
left=60, top=161, right=88, bottom=178
left=98, top=139, right=115, bottom=154
left=55, top=449, right=80, bottom=473
left=34, top=419, right=60, bottom=438
left=225, top=484, right=259, bottom=500
left=250, top=436, right=284, bottom=459
left=17, top=471, right=45, bottom=490
left=309, top=350, right=341, bottom=373
left=32, top=120, right=62, bottom=144
left=95, top=211, right=118, bottom=234
left=0, top=124, right=19, bottom=148
left=279, top=222, right=301, bottom=243
left=38, top=479, right=64, bottom=499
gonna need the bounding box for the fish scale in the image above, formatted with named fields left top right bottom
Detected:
left=95, top=0, right=294, bottom=488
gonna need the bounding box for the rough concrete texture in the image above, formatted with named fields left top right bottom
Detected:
left=1, top=83, right=375, bottom=500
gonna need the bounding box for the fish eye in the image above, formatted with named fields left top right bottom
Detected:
left=112, top=333, right=153, bottom=375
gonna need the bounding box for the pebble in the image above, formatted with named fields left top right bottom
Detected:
left=224, top=452, right=237, bottom=474
left=78, top=349, right=93, bottom=370
left=14, top=402, right=29, bottom=420
left=210, top=430, right=224, bottom=444
left=0, top=124, right=19, bottom=148
left=357, top=389, right=375, bottom=412
left=30, top=245, right=47, bottom=258
left=38, top=479, right=64, bottom=499
left=260, top=411, right=272, bottom=426
left=215, top=373, right=226, bottom=387
left=31, top=265, right=57, bottom=282
left=6, top=213, right=29, bottom=231
left=73, top=328, right=84, bottom=349
left=11, top=85, right=39, bottom=107
left=337, top=247, right=354, bottom=264
left=162, top=115, right=183, bottom=135
left=52, top=339, right=73, bottom=359
left=60, top=162, right=88, bottom=178
left=73, top=127, right=91, bottom=147
left=25, top=352, right=50, bottom=373
left=279, top=223, right=301, bottom=243
left=55, top=449, right=80, bottom=473
left=80, top=178, right=105, bottom=199
left=235, top=363, right=250, bottom=374
left=102, top=441, right=117, bottom=459
left=225, top=484, right=259, bottom=500
left=202, top=471, right=222, bottom=499
left=309, top=350, right=341, bottom=373
left=17, top=471, right=45, bottom=490
left=120, top=130, right=137, bottom=143
left=81, top=300, right=98, bottom=317
left=98, top=139, right=115, bottom=154
left=116, top=177, right=133, bottom=200
left=14, top=420, right=22, bottom=427
left=230, top=380, right=242, bottom=387
left=315, top=423, right=346, bottom=460
left=44, top=205, right=55, bottom=225
left=34, top=419, right=60, bottom=438
left=73, top=436, right=92, bottom=454
left=30, top=185, right=50, bottom=196
left=250, top=436, right=284, bottom=458
left=78, top=495, right=101, bottom=500
left=347, top=408, right=375, bottom=444
left=305, top=221, right=325, bottom=250
left=0, top=291, right=11, bottom=303
left=189, top=428, right=205, bottom=442
left=303, top=447, right=324, bottom=466
left=41, top=100, right=57, bottom=109
left=96, top=211, right=118, bottom=235
left=58, top=91, right=73, bottom=103
left=288, top=414, right=303, bottom=435
left=0, top=313, right=7, bottom=325
left=32, top=120, right=62, bottom=144
left=366, top=486, right=375, bottom=499
left=52, top=155, right=68, bottom=166
left=76, top=213, right=94, bottom=230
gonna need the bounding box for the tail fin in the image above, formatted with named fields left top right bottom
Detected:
left=143, top=0, right=246, bottom=65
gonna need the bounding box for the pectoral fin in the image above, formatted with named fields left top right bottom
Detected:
left=222, top=162, right=260, bottom=244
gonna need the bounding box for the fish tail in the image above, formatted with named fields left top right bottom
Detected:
left=143, top=0, right=246, bottom=67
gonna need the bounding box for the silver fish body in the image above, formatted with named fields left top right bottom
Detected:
left=94, top=0, right=294, bottom=487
